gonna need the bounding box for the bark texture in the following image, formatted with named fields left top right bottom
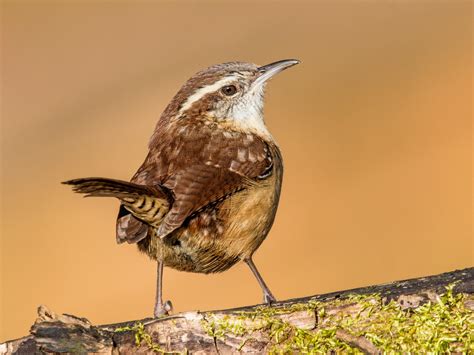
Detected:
left=1, top=268, right=473, bottom=354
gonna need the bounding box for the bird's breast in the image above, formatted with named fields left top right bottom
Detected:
left=218, top=171, right=282, bottom=258
left=175, top=151, right=281, bottom=273
left=140, top=145, right=283, bottom=274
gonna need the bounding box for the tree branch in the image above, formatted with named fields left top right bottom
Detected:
left=1, top=268, right=472, bottom=354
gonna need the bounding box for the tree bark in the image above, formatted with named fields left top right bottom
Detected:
left=1, top=268, right=473, bottom=354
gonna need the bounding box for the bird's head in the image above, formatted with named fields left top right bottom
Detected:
left=162, top=59, right=300, bottom=138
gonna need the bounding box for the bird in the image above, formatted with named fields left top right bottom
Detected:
left=63, top=59, right=300, bottom=317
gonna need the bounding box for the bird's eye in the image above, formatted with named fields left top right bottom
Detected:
left=221, top=85, right=237, bottom=96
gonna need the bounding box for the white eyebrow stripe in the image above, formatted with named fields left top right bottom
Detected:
left=178, top=76, right=236, bottom=115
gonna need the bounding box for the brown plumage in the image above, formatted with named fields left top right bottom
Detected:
left=63, top=59, right=299, bottom=317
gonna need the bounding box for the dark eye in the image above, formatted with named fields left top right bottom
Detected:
left=221, top=85, right=237, bottom=96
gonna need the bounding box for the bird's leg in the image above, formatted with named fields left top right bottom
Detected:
left=244, top=257, right=276, bottom=304
left=154, top=260, right=173, bottom=317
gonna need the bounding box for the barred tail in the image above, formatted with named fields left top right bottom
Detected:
left=63, top=177, right=157, bottom=198
left=62, top=177, right=172, bottom=226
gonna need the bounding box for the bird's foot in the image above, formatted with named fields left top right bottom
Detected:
left=263, top=292, right=276, bottom=305
left=154, top=300, right=173, bottom=318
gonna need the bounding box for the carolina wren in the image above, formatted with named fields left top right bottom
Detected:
left=64, top=59, right=300, bottom=317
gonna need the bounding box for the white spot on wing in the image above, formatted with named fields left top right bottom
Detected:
left=248, top=151, right=257, bottom=162
left=223, top=131, right=235, bottom=139
left=237, top=148, right=247, bottom=162
left=230, top=160, right=240, bottom=172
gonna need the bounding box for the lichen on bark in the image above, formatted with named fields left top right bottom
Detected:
left=199, top=284, right=473, bottom=353
left=1, top=268, right=472, bottom=354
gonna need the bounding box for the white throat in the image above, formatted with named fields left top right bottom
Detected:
left=229, top=84, right=272, bottom=139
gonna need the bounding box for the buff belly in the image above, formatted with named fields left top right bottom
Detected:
left=137, top=172, right=281, bottom=274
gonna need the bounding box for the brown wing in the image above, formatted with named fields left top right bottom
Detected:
left=123, top=122, right=273, bottom=240
left=158, top=164, right=249, bottom=237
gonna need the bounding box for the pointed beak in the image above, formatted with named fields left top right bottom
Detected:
left=253, top=59, right=300, bottom=87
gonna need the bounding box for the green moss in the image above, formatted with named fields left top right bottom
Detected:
left=201, top=285, right=473, bottom=353
left=112, top=285, right=472, bottom=353
left=115, top=322, right=185, bottom=354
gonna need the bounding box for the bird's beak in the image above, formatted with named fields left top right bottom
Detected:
left=253, top=59, right=300, bottom=87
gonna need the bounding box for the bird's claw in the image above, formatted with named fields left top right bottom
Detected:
left=154, top=300, right=173, bottom=318
left=263, top=292, right=276, bottom=305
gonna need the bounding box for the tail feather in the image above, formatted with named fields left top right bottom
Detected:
left=62, top=177, right=160, bottom=198
left=63, top=177, right=172, bottom=227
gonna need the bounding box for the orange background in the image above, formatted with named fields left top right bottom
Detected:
left=1, top=1, right=472, bottom=341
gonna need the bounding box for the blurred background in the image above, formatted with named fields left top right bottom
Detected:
left=1, top=1, right=472, bottom=341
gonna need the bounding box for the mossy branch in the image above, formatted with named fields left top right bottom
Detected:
left=1, top=268, right=473, bottom=354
